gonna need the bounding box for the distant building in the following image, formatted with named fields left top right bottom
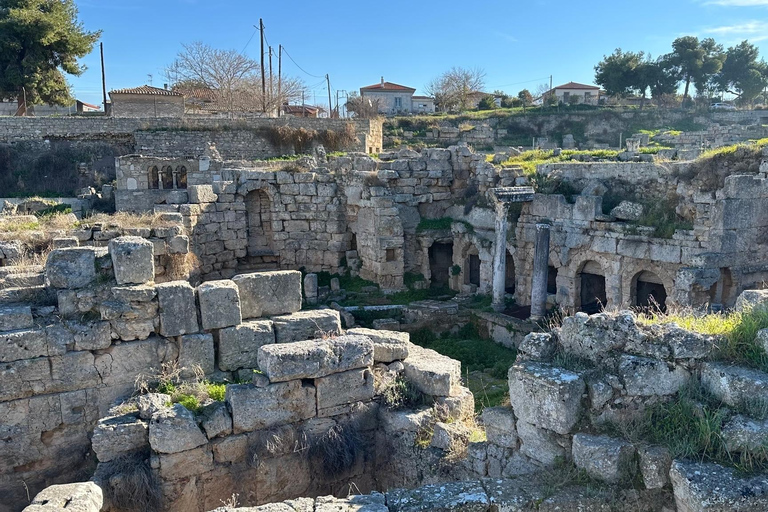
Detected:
left=109, top=85, right=185, bottom=118
left=0, top=100, right=79, bottom=116
left=282, top=104, right=324, bottom=118
left=465, top=91, right=492, bottom=110
left=542, top=82, right=601, bottom=105
left=76, top=100, right=101, bottom=113
left=360, top=78, right=434, bottom=115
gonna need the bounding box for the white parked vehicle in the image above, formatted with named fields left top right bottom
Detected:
left=710, top=103, right=737, bottom=111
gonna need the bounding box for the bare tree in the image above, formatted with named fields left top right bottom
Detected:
left=345, top=92, right=381, bottom=118
left=426, top=66, right=486, bottom=112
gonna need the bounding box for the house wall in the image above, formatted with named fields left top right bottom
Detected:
left=110, top=94, right=185, bottom=118
left=411, top=99, right=435, bottom=114
left=555, top=88, right=599, bottom=105
left=361, top=91, right=414, bottom=115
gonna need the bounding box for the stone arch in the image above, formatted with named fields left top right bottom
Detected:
left=175, top=166, right=188, bottom=189
left=245, top=188, right=275, bottom=261
left=576, top=260, right=607, bottom=314
left=428, top=240, right=454, bottom=286
left=149, top=166, right=159, bottom=189
left=632, top=270, right=668, bottom=312
left=160, top=165, right=174, bottom=190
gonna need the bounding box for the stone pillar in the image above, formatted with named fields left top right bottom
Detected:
left=530, top=223, right=551, bottom=320
left=304, top=273, right=318, bottom=306
left=492, top=202, right=510, bottom=312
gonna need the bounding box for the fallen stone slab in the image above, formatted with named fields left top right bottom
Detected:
left=232, top=270, right=302, bottom=319
left=572, top=433, right=636, bottom=484
left=272, top=309, right=342, bottom=343
left=23, top=482, right=103, bottom=512
left=149, top=403, right=208, bottom=454
left=258, top=335, right=374, bottom=382
left=508, top=362, right=584, bottom=434
left=387, top=480, right=489, bottom=512
left=670, top=459, right=768, bottom=511
left=109, top=236, right=154, bottom=285
left=346, top=327, right=410, bottom=362
left=226, top=380, right=316, bottom=434
left=700, top=362, right=768, bottom=407
left=402, top=344, right=462, bottom=397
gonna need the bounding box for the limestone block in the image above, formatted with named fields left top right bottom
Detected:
left=24, top=482, right=103, bottom=512
left=315, top=495, right=387, bottom=512
left=188, top=184, right=218, bottom=204
left=638, top=444, right=671, bottom=490
left=430, top=421, right=470, bottom=451
left=508, top=362, right=584, bottom=435
left=45, top=248, right=96, bottom=288
left=379, top=407, right=433, bottom=434
left=91, top=414, right=149, bottom=462
left=69, top=320, right=111, bottom=351
left=218, top=320, right=274, bottom=371
left=664, top=325, right=715, bottom=359
left=610, top=200, right=643, bottom=221
left=346, top=327, right=410, bottom=362
left=701, top=362, right=768, bottom=407
left=167, top=235, right=189, bottom=254
left=197, top=280, right=242, bottom=330
left=157, top=445, right=213, bottom=480
left=516, top=421, right=567, bottom=465
left=588, top=378, right=614, bottom=410
left=109, top=236, right=155, bottom=285
left=402, top=344, right=461, bottom=397
left=722, top=415, right=768, bottom=452
left=156, top=281, right=199, bottom=336
left=572, top=433, right=636, bottom=484
left=316, top=368, right=374, bottom=411
left=558, top=311, right=644, bottom=362
left=670, top=460, right=768, bottom=511
left=272, top=309, right=342, bottom=343
left=258, top=335, right=373, bottom=382
left=619, top=355, right=690, bottom=396
left=226, top=381, right=316, bottom=434
left=517, top=332, right=556, bottom=361
left=211, top=434, right=248, bottom=464
left=136, top=393, right=171, bottom=420
left=304, top=273, right=318, bottom=305
left=232, top=270, right=302, bottom=318
left=387, top=480, right=489, bottom=511
left=734, top=289, right=768, bottom=312
left=435, top=386, right=475, bottom=421
left=111, top=284, right=156, bottom=302
left=1, top=328, right=48, bottom=362
left=149, top=403, right=208, bottom=454
left=199, top=401, right=232, bottom=440
left=179, top=333, right=215, bottom=377
left=482, top=406, right=518, bottom=448
left=0, top=305, right=33, bottom=332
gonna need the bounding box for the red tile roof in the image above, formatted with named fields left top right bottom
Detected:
left=553, top=82, right=600, bottom=90
left=360, top=81, right=416, bottom=92
left=109, top=85, right=183, bottom=96
left=76, top=100, right=100, bottom=109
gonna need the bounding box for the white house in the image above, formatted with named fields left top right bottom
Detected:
left=360, top=78, right=435, bottom=115
left=545, top=82, right=601, bottom=105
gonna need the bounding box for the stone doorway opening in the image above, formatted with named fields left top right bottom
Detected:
left=634, top=271, right=667, bottom=312
left=505, top=253, right=515, bottom=294
left=547, top=265, right=558, bottom=295
left=578, top=261, right=606, bottom=314
left=468, top=254, right=481, bottom=287
left=429, top=242, right=453, bottom=286
left=245, top=189, right=278, bottom=269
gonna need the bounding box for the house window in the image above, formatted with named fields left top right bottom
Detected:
left=394, top=97, right=402, bottom=109
left=386, top=248, right=396, bottom=262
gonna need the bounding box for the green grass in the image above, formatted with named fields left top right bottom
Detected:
left=491, top=148, right=622, bottom=176
left=416, top=217, right=454, bottom=232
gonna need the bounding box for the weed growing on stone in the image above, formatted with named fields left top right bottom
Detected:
left=308, top=423, right=361, bottom=477
left=415, top=217, right=454, bottom=232
left=135, top=362, right=229, bottom=413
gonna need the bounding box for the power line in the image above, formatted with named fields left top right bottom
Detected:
left=281, top=46, right=325, bottom=79
left=240, top=28, right=258, bottom=55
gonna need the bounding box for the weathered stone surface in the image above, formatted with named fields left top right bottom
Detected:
left=304, top=273, right=318, bottom=306
left=45, top=248, right=96, bottom=288
left=156, top=281, right=199, bottom=336
left=68, top=320, right=111, bottom=351
left=588, top=378, right=614, bottom=410
left=1, top=328, right=49, bottom=362
left=91, top=414, right=149, bottom=462
left=435, top=386, right=475, bottom=421
left=482, top=406, right=518, bottom=448
left=218, top=320, right=275, bottom=371
left=199, top=401, right=232, bottom=440
left=403, top=344, right=461, bottom=397
left=379, top=407, right=432, bottom=434
left=558, top=311, right=644, bottom=362
left=721, top=414, right=768, bottom=452
left=430, top=421, right=470, bottom=451
left=109, top=236, right=155, bottom=285
left=136, top=393, right=171, bottom=420
left=734, top=289, right=768, bottom=313
left=482, top=478, right=543, bottom=511
left=572, top=433, right=636, bottom=484
left=111, top=284, right=156, bottom=302
left=619, top=355, right=690, bottom=396
left=670, top=460, right=768, bottom=511
left=272, top=309, right=342, bottom=343
left=346, top=327, right=410, bottom=362
left=387, top=480, right=489, bottom=512
left=757, top=328, right=768, bottom=356
left=638, top=444, right=671, bottom=490
left=149, top=403, right=208, bottom=454
left=701, top=362, right=768, bottom=407
left=179, top=333, right=215, bottom=377
left=226, top=381, right=316, bottom=434
left=517, top=332, right=556, bottom=361
left=508, top=362, right=584, bottom=434
left=258, top=335, right=373, bottom=382
left=157, top=445, right=213, bottom=480
left=316, top=368, right=374, bottom=411
left=232, top=270, right=302, bottom=318
left=24, top=482, right=103, bottom=512
left=315, top=494, right=388, bottom=512
left=516, top=421, right=568, bottom=465
left=664, top=324, right=715, bottom=359
left=197, top=280, right=242, bottom=330
left=610, top=200, right=643, bottom=221
left=0, top=305, right=33, bottom=331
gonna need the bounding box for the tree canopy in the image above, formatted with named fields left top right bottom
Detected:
left=0, top=0, right=100, bottom=115
left=715, top=41, right=768, bottom=104
left=425, top=66, right=486, bottom=112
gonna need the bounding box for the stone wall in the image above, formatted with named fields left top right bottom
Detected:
left=110, top=94, right=185, bottom=118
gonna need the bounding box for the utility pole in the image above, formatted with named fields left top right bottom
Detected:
left=326, top=74, right=332, bottom=118
left=549, top=75, right=553, bottom=110
left=278, top=45, right=282, bottom=115
left=259, top=18, right=266, bottom=113
left=100, top=42, right=107, bottom=114
left=268, top=46, right=273, bottom=115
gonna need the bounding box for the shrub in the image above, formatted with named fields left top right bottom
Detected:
left=102, top=453, right=161, bottom=512
left=308, top=423, right=361, bottom=477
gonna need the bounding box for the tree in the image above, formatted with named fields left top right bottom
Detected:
left=594, top=49, right=642, bottom=98
left=517, top=89, right=533, bottom=112
left=715, top=41, right=768, bottom=105
left=0, top=0, right=100, bottom=116
left=345, top=92, right=380, bottom=118
left=425, top=66, right=486, bottom=112
left=477, top=95, right=496, bottom=110
left=665, top=36, right=725, bottom=104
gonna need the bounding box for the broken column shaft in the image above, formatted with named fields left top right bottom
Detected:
left=491, top=201, right=509, bottom=312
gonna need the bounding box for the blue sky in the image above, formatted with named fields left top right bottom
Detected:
left=69, top=0, right=768, bottom=108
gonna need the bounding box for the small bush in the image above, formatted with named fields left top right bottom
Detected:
left=382, top=375, right=429, bottom=410
left=102, top=453, right=161, bottom=512
left=308, top=423, right=361, bottom=477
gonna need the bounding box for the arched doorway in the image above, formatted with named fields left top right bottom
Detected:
left=505, top=253, right=515, bottom=294
left=160, top=165, right=174, bottom=190
left=429, top=242, right=454, bottom=286
left=634, top=270, right=667, bottom=312
left=148, top=166, right=159, bottom=189
left=245, top=189, right=275, bottom=263
left=547, top=265, right=558, bottom=295
left=578, top=260, right=606, bottom=314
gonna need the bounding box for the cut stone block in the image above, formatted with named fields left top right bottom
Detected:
left=722, top=415, right=768, bottom=453
left=734, top=289, right=768, bottom=313
left=430, top=421, right=470, bottom=451
left=670, top=460, right=768, bottom=511
left=188, top=184, right=218, bottom=203
left=226, top=381, right=316, bottom=434
left=346, top=327, right=410, bottom=362
left=109, top=236, right=155, bottom=285
left=304, top=273, right=318, bottom=306
left=316, top=495, right=387, bottom=512
left=258, top=335, right=373, bottom=382
left=435, top=386, right=475, bottom=421
left=68, top=320, right=111, bottom=351
left=482, top=406, right=518, bottom=449
left=0, top=328, right=48, bottom=362
left=272, top=309, right=342, bottom=343
left=572, top=433, right=636, bottom=484
left=217, top=320, right=275, bottom=371
left=136, top=393, right=171, bottom=420
left=701, top=362, right=768, bottom=407
left=25, top=482, right=103, bottom=512
left=156, top=281, right=199, bottom=336
left=0, top=305, right=33, bottom=332
left=638, top=444, right=671, bottom=490
left=316, top=368, right=374, bottom=411
left=232, top=270, right=302, bottom=318
left=387, top=480, right=489, bottom=512
left=156, top=445, right=213, bottom=480
left=149, top=403, right=208, bottom=454
left=516, top=421, right=568, bottom=465
left=619, top=355, right=690, bottom=396
left=558, top=310, right=644, bottom=362
left=91, top=414, right=149, bottom=462
left=196, top=280, right=242, bottom=330
left=178, top=333, right=215, bottom=378
left=518, top=332, right=556, bottom=361
left=45, top=247, right=96, bottom=288
left=508, top=362, right=584, bottom=434
left=199, top=401, right=232, bottom=440
left=402, top=344, right=461, bottom=397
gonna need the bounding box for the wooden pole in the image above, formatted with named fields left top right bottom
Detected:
left=260, top=18, right=266, bottom=113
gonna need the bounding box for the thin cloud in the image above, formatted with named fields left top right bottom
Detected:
left=703, top=0, right=768, bottom=5
left=702, top=20, right=768, bottom=42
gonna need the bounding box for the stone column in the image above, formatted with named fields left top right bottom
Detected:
left=492, top=202, right=510, bottom=312
left=530, top=223, right=551, bottom=320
